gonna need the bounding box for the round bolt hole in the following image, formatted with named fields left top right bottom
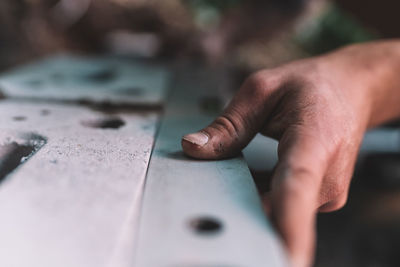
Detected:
left=81, top=117, right=125, bottom=129
left=189, top=216, right=223, bottom=235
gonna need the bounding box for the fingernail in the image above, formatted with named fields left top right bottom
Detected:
left=182, top=132, right=209, bottom=146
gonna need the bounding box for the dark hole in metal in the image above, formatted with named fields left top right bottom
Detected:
left=0, top=134, right=46, bottom=183
left=189, top=216, right=223, bottom=235
left=0, top=143, right=33, bottom=182
left=81, top=117, right=125, bottom=129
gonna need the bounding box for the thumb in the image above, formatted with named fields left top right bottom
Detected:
left=181, top=74, right=275, bottom=159
left=181, top=112, right=256, bottom=159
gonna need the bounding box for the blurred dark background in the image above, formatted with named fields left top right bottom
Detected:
left=1, top=0, right=400, bottom=266
left=3, top=0, right=395, bottom=69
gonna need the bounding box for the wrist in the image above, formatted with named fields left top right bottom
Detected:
left=317, top=41, right=400, bottom=129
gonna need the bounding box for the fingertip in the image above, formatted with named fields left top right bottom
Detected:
left=181, top=131, right=214, bottom=159
left=182, top=134, right=239, bottom=160
left=181, top=136, right=204, bottom=159
left=182, top=132, right=209, bottom=146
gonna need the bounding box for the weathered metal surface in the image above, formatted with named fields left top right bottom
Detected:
left=0, top=55, right=169, bottom=106
left=0, top=55, right=168, bottom=267
left=0, top=100, right=158, bottom=267
left=0, top=56, right=288, bottom=267
left=134, top=64, right=287, bottom=267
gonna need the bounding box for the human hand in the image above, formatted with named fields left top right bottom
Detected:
left=182, top=42, right=400, bottom=266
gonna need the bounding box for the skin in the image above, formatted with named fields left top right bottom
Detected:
left=181, top=40, right=400, bottom=267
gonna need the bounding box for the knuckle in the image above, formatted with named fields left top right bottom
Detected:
left=246, top=71, right=266, bottom=87
left=210, top=115, right=240, bottom=140
left=279, top=178, right=318, bottom=206
left=285, top=155, right=327, bottom=179
left=243, top=71, right=273, bottom=96
left=227, top=106, right=257, bottom=136
left=279, top=168, right=320, bottom=198
left=206, top=114, right=243, bottom=157
left=289, top=165, right=318, bottom=179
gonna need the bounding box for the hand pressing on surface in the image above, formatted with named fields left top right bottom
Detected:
left=181, top=40, right=400, bottom=267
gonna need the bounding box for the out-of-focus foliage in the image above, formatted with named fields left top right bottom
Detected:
left=296, top=3, right=376, bottom=55
left=184, top=0, right=242, bottom=28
